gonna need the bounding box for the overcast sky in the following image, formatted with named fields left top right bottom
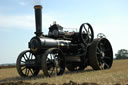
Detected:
left=0, top=0, right=128, bottom=64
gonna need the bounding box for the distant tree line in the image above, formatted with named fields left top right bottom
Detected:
left=115, top=49, right=128, bottom=59
left=0, top=63, right=16, bottom=69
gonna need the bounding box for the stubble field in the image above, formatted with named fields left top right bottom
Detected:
left=0, top=59, right=128, bottom=85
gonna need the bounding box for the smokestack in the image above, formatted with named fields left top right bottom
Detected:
left=34, top=5, right=43, bottom=36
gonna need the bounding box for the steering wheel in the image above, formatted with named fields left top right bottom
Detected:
left=79, top=23, right=94, bottom=46
left=97, top=33, right=106, bottom=38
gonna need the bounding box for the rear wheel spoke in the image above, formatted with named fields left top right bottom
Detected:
left=102, top=60, right=110, bottom=69
left=104, top=63, right=110, bottom=68
left=29, top=69, right=34, bottom=75
left=104, top=56, right=111, bottom=60
left=105, top=48, right=111, bottom=52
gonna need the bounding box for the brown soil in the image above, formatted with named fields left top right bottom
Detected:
left=0, top=80, right=99, bottom=85
left=0, top=80, right=125, bottom=85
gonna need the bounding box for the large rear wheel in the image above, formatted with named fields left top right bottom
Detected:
left=88, top=38, right=113, bottom=70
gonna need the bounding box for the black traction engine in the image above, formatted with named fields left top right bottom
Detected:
left=16, top=5, right=113, bottom=77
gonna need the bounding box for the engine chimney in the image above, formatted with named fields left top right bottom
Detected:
left=34, top=5, right=43, bottom=36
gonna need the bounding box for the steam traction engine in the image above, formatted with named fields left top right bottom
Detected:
left=16, top=5, right=113, bottom=77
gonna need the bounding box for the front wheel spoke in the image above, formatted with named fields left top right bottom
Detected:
left=21, top=61, right=25, bottom=63
left=25, top=68, right=28, bottom=75
left=25, top=69, right=29, bottom=75
left=23, top=56, right=27, bottom=61
left=30, top=54, right=33, bottom=59
left=28, top=53, right=31, bottom=59
left=25, top=54, right=29, bottom=60
left=29, top=68, right=33, bottom=75
left=27, top=69, right=30, bottom=76
left=21, top=66, right=26, bottom=71
left=21, top=64, right=26, bottom=67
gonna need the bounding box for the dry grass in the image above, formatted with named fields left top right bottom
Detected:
left=0, top=59, right=128, bottom=85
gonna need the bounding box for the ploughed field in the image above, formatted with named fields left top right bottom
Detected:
left=0, top=59, right=128, bottom=85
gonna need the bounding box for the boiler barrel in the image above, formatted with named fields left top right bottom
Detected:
left=29, top=37, right=71, bottom=52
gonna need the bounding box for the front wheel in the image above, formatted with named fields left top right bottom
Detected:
left=41, top=48, right=65, bottom=77
left=16, top=50, right=40, bottom=77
